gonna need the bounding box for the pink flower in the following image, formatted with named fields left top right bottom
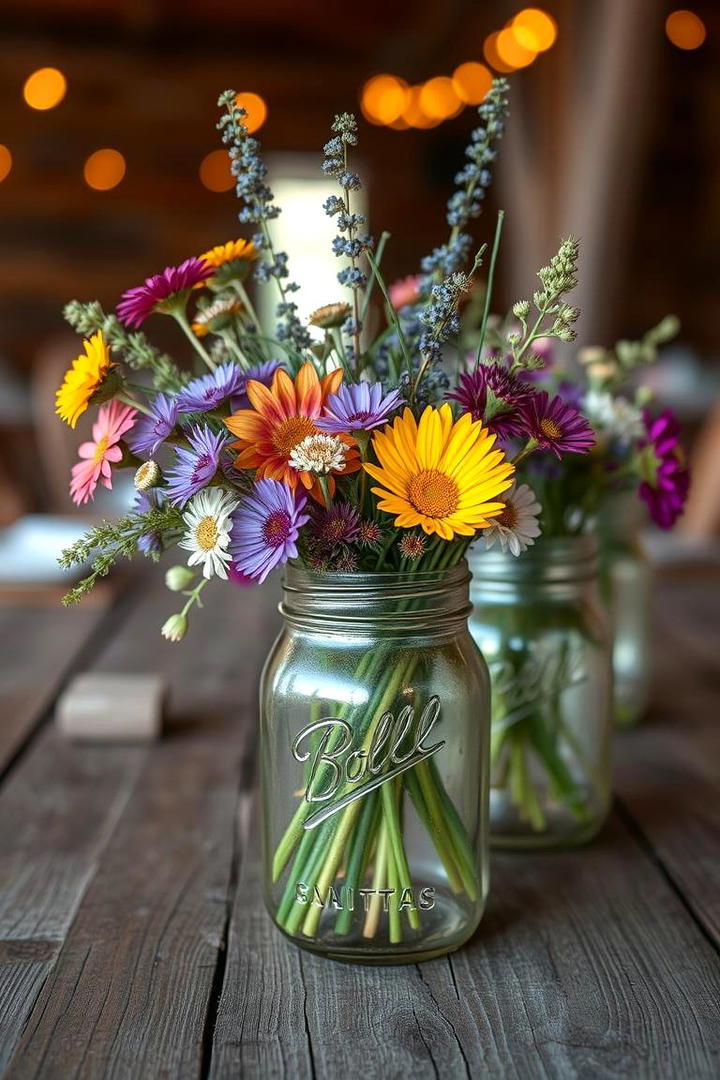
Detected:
left=388, top=274, right=423, bottom=310
left=70, top=400, right=137, bottom=505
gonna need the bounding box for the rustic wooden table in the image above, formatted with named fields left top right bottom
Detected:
left=0, top=569, right=719, bottom=1079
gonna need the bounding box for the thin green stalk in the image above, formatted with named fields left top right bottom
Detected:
left=366, top=249, right=414, bottom=384
left=360, top=231, right=389, bottom=325
left=381, top=780, right=421, bottom=931
left=333, top=791, right=380, bottom=936
left=474, top=209, right=505, bottom=371
left=171, top=309, right=216, bottom=371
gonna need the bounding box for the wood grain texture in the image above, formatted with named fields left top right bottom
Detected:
left=3, top=575, right=279, bottom=1080
left=211, top=810, right=720, bottom=1080
left=0, top=603, right=109, bottom=775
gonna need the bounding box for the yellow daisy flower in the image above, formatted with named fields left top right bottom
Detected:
left=364, top=404, right=515, bottom=540
left=199, top=238, right=257, bottom=271
left=55, top=331, right=114, bottom=429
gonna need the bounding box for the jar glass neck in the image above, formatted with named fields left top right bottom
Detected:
left=280, top=561, right=472, bottom=635
left=468, top=537, right=599, bottom=593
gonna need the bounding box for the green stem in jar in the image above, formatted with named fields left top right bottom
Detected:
left=381, top=779, right=421, bottom=931
left=363, top=816, right=389, bottom=938
left=333, top=790, right=380, bottom=937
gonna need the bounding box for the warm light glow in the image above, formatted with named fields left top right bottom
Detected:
left=235, top=92, right=267, bottom=133
left=665, top=10, right=706, bottom=49
left=401, top=86, right=443, bottom=129
left=0, top=145, right=12, bottom=183
left=496, top=27, right=537, bottom=68
left=512, top=8, right=558, bottom=52
left=360, top=74, right=409, bottom=125
left=199, top=149, right=234, bottom=192
left=419, top=76, right=463, bottom=120
left=84, top=148, right=126, bottom=191
left=483, top=32, right=518, bottom=73
left=23, top=67, right=67, bottom=110
left=452, top=62, right=493, bottom=105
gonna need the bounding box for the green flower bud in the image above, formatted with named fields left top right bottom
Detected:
left=512, top=300, right=530, bottom=320
left=161, top=613, right=188, bottom=642
left=165, top=565, right=195, bottom=592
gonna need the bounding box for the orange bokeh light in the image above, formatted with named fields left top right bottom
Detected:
left=512, top=8, right=558, bottom=52
left=83, top=148, right=126, bottom=191
left=402, top=86, right=442, bottom=129
left=419, top=76, right=463, bottom=121
left=665, top=10, right=706, bottom=50
left=496, top=27, right=537, bottom=69
left=199, top=149, right=234, bottom=192
left=452, top=62, right=493, bottom=106
left=0, top=145, right=12, bottom=183
left=483, top=32, right=518, bottom=73
left=235, top=92, right=267, bottom=133
left=23, top=67, right=67, bottom=110
left=361, top=74, right=409, bottom=125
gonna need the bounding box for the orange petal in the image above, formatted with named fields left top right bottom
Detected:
left=225, top=411, right=268, bottom=441
left=247, top=379, right=286, bottom=423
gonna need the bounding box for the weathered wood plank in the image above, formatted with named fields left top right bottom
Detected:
left=4, top=575, right=279, bottom=1080
left=0, top=601, right=110, bottom=776
left=211, top=808, right=720, bottom=1080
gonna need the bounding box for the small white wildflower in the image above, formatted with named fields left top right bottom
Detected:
left=178, top=488, right=239, bottom=580
left=484, top=482, right=542, bottom=557
left=161, top=613, right=188, bottom=642
left=134, top=460, right=161, bottom=491
left=289, top=433, right=347, bottom=475
left=583, top=390, right=644, bottom=446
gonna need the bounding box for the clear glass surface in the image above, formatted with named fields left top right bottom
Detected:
left=260, top=562, right=490, bottom=964
left=468, top=538, right=612, bottom=850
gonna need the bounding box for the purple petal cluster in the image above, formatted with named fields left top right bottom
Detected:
left=447, top=364, right=534, bottom=438
left=117, top=257, right=213, bottom=328
left=309, top=502, right=360, bottom=551
left=165, top=425, right=230, bottom=506
left=638, top=409, right=690, bottom=529
left=230, top=478, right=309, bottom=583
left=127, top=393, right=178, bottom=459
left=133, top=489, right=164, bottom=555
left=316, top=382, right=404, bottom=434
left=518, top=391, right=595, bottom=459
left=176, top=362, right=245, bottom=414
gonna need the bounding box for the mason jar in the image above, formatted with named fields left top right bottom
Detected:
left=597, top=499, right=654, bottom=728
left=468, top=537, right=612, bottom=850
left=260, top=561, right=491, bottom=964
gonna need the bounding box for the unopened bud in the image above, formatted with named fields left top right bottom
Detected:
left=161, top=613, right=188, bottom=642
left=165, top=565, right=195, bottom=592
left=134, top=460, right=161, bottom=491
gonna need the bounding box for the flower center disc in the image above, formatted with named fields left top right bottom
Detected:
left=92, top=436, right=110, bottom=463
left=497, top=503, right=518, bottom=529
left=263, top=509, right=291, bottom=548
left=195, top=515, right=219, bottom=551
left=408, top=469, right=459, bottom=519
left=272, top=415, right=317, bottom=457
left=540, top=417, right=563, bottom=440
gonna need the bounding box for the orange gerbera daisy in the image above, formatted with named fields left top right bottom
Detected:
left=224, top=362, right=360, bottom=501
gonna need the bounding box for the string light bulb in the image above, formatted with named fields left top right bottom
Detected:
left=84, top=149, right=126, bottom=191
left=23, top=67, right=67, bottom=110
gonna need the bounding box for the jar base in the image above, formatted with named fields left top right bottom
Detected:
left=267, top=892, right=483, bottom=966
left=489, top=788, right=609, bottom=850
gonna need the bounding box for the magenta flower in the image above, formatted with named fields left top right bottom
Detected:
left=176, top=362, right=245, bottom=414
left=164, top=425, right=230, bottom=506
left=519, top=390, right=595, bottom=458
left=638, top=409, right=690, bottom=529
left=230, top=478, right=309, bottom=583
left=117, top=257, right=213, bottom=328
left=316, top=382, right=403, bottom=434
left=309, top=502, right=360, bottom=551
left=447, top=364, right=534, bottom=438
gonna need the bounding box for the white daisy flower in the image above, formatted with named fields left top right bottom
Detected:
left=583, top=390, right=644, bottom=446
left=178, top=488, right=239, bottom=580
left=289, top=433, right=347, bottom=475
left=484, top=482, right=542, bottom=557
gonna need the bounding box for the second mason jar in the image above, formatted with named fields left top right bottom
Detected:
left=260, top=561, right=491, bottom=964
left=468, top=537, right=612, bottom=850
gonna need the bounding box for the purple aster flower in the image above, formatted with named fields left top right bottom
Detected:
left=230, top=360, right=281, bottom=412
left=519, top=391, right=595, bottom=458
left=164, top=425, right=230, bottom=506
left=117, top=257, right=213, bottom=328
left=447, top=364, right=534, bottom=438
left=230, top=478, right=309, bottom=583
left=638, top=409, right=690, bottom=529
left=133, top=489, right=163, bottom=555
left=126, top=394, right=178, bottom=459
left=176, top=362, right=245, bottom=414
left=309, top=502, right=360, bottom=551
left=315, top=382, right=404, bottom=434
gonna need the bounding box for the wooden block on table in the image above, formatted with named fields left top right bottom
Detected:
left=55, top=673, right=165, bottom=742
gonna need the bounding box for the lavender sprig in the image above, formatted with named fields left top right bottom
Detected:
left=419, top=78, right=509, bottom=289
left=217, top=90, right=311, bottom=354
left=322, top=113, right=374, bottom=375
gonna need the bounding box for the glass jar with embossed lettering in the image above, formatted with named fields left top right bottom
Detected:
left=260, top=561, right=491, bottom=964
left=468, top=537, right=612, bottom=849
